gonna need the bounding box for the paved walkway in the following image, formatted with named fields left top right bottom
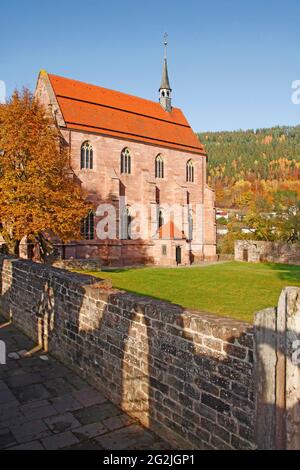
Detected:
left=0, top=316, right=170, bottom=450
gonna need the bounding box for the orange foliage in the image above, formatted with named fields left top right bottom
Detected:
left=0, top=88, right=91, bottom=253
left=209, top=157, right=300, bottom=210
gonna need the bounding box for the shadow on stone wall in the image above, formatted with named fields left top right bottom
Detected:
left=0, top=256, right=258, bottom=450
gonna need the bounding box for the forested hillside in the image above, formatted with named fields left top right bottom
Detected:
left=198, top=126, right=300, bottom=209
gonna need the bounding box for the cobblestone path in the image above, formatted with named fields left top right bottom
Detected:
left=0, top=316, right=170, bottom=450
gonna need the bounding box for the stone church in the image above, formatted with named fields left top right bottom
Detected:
left=35, top=50, right=216, bottom=266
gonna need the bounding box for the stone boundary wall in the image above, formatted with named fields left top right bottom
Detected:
left=235, top=240, right=300, bottom=265
left=52, top=259, right=103, bottom=271
left=0, top=256, right=255, bottom=450
left=254, top=287, right=300, bottom=450
left=217, top=254, right=235, bottom=262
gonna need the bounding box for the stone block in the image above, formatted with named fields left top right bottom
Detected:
left=41, top=431, right=79, bottom=450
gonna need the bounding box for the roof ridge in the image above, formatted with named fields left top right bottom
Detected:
left=56, top=94, right=191, bottom=129
left=48, top=73, right=177, bottom=111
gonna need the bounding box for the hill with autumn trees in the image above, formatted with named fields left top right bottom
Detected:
left=198, top=126, right=300, bottom=210
left=197, top=126, right=300, bottom=251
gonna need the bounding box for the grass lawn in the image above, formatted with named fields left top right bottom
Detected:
left=79, top=262, right=300, bottom=323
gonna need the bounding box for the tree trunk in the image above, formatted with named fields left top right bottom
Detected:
left=33, top=232, right=54, bottom=263
left=4, top=238, right=20, bottom=256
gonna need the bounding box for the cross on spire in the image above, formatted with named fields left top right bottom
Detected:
left=164, top=33, right=168, bottom=60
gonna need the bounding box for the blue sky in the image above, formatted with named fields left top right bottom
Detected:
left=1, top=0, right=300, bottom=131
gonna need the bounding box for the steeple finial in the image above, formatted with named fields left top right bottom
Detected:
left=159, top=33, right=172, bottom=112
left=164, top=32, right=168, bottom=60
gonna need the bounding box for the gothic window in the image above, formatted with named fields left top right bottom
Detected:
left=80, top=141, right=93, bottom=170
left=188, top=210, right=194, bottom=241
left=127, top=208, right=132, bottom=240
left=121, top=148, right=131, bottom=174
left=158, top=209, right=164, bottom=239
left=158, top=209, right=164, bottom=230
left=120, top=206, right=132, bottom=239
left=186, top=159, right=194, bottom=183
left=155, top=154, right=164, bottom=179
left=81, top=211, right=94, bottom=240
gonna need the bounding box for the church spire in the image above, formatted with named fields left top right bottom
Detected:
left=159, top=33, right=172, bottom=112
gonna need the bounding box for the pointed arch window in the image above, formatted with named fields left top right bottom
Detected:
left=188, top=209, right=194, bottom=241
left=186, top=159, right=194, bottom=183
left=80, top=141, right=93, bottom=170
left=121, top=148, right=131, bottom=174
left=158, top=209, right=164, bottom=230
left=81, top=211, right=94, bottom=240
left=120, top=206, right=132, bottom=239
left=158, top=209, right=164, bottom=239
left=155, top=154, right=164, bottom=179
left=127, top=208, right=132, bottom=240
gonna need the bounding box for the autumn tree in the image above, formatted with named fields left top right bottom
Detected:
left=243, top=212, right=277, bottom=242
left=217, top=217, right=244, bottom=254
left=277, top=205, right=300, bottom=243
left=0, top=88, right=91, bottom=259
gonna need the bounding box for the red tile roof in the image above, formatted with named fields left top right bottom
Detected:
left=47, top=74, right=206, bottom=156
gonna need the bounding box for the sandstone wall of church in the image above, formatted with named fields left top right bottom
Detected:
left=67, top=129, right=205, bottom=206
left=203, top=185, right=217, bottom=260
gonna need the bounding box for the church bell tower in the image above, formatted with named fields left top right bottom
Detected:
left=159, top=33, right=172, bottom=112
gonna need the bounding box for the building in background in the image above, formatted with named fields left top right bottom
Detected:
left=35, top=47, right=216, bottom=266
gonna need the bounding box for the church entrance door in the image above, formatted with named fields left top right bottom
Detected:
left=176, top=245, right=182, bottom=265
